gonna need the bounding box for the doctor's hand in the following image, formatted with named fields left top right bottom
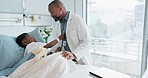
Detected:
left=62, top=51, right=76, bottom=60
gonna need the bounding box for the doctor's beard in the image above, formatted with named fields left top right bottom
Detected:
left=53, top=12, right=62, bottom=22
left=53, top=16, right=60, bottom=22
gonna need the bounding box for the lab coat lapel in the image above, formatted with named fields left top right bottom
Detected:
left=66, top=12, right=77, bottom=51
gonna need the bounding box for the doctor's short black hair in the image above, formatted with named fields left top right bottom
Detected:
left=16, top=33, right=28, bottom=48
left=48, top=0, right=64, bottom=8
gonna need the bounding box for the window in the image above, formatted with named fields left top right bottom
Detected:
left=87, top=0, right=145, bottom=77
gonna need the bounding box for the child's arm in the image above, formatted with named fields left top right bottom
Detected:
left=43, top=34, right=64, bottom=48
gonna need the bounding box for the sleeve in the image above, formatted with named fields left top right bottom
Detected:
left=72, top=15, right=92, bottom=65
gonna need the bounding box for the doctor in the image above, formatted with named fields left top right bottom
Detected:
left=48, top=0, right=92, bottom=65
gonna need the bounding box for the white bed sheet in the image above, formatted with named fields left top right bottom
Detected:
left=0, top=27, right=87, bottom=78
left=0, top=52, right=79, bottom=78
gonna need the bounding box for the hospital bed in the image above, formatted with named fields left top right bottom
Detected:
left=0, top=26, right=86, bottom=78
left=0, top=27, right=134, bottom=78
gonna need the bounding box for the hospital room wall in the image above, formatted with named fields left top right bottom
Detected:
left=0, top=0, right=80, bottom=38
left=0, top=0, right=52, bottom=26
left=141, top=0, right=148, bottom=76
left=0, top=0, right=78, bottom=27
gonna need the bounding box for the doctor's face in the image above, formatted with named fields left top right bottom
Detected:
left=48, top=4, right=62, bottom=22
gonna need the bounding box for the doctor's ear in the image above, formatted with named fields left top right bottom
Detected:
left=22, top=40, right=27, bottom=45
left=59, top=5, right=63, bottom=11
left=24, top=43, right=28, bottom=45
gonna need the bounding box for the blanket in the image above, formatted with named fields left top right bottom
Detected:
left=1, top=52, right=77, bottom=78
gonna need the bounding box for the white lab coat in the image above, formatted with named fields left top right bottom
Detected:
left=51, top=12, right=92, bottom=65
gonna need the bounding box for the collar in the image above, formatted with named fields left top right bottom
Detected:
left=60, top=11, right=70, bottom=23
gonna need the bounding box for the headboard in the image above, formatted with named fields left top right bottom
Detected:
left=0, top=26, right=35, bottom=36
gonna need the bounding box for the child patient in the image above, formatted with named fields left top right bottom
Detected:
left=7, top=33, right=77, bottom=78
left=16, top=33, right=64, bottom=56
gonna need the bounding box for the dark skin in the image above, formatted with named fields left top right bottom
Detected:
left=48, top=4, right=67, bottom=22
left=43, top=34, right=64, bottom=48
left=48, top=3, right=76, bottom=60
left=22, top=34, right=64, bottom=49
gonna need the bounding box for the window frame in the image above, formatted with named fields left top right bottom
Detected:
left=84, top=0, right=148, bottom=77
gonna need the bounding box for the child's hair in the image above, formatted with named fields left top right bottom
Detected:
left=16, top=33, right=28, bottom=48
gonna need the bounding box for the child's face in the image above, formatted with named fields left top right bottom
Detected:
left=21, top=34, right=36, bottom=46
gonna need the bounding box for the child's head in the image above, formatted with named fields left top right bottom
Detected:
left=16, top=33, right=36, bottom=48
